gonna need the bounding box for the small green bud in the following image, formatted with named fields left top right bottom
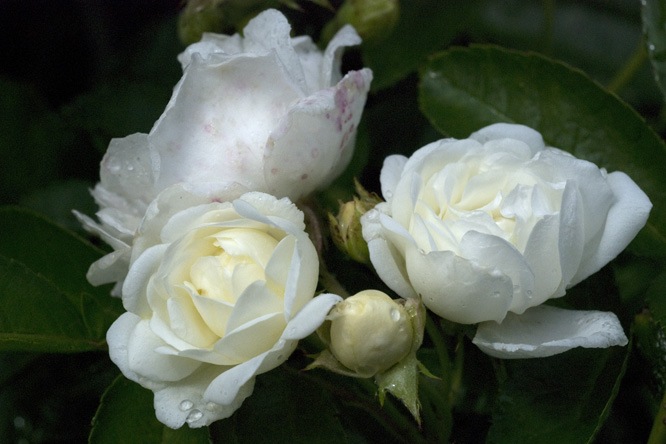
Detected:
left=328, top=290, right=413, bottom=378
left=178, top=0, right=281, bottom=45
left=322, top=0, right=400, bottom=46
left=328, top=179, right=381, bottom=263
left=178, top=0, right=227, bottom=45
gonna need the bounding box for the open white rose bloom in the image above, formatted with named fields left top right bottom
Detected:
left=361, top=123, right=652, bottom=358
left=74, top=8, right=372, bottom=294
left=107, top=191, right=342, bottom=428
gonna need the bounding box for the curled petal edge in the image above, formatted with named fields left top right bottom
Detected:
left=472, top=304, right=628, bottom=359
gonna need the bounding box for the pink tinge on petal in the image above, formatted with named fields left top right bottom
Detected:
left=264, top=68, right=373, bottom=201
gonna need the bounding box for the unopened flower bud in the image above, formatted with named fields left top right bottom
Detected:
left=328, top=290, right=413, bottom=378
left=329, top=179, right=381, bottom=263
left=322, top=0, right=400, bottom=46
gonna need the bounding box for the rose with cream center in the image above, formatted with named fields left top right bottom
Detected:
left=107, top=192, right=341, bottom=428
left=361, top=123, right=651, bottom=358
left=75, top=8, right=372, bottom=295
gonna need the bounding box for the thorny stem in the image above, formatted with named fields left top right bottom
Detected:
left=607, top=39, right=648, bottom=95
left=647, top=385, right=666, bottom=444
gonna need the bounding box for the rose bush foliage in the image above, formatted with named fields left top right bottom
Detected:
left=361, top=123, right=651, bottom=358
left=75, top=9, right=372, bottom=294
left=106, top=191, right=341, bottom=428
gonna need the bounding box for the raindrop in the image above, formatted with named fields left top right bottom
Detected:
left=13, top=416, right=26, bottom=428
left=384, top=190, right=393, bottom=200
left=526, top=290, right=533, bottom=298
left=107, top=159, right=122, bottom=173
left=179, top=400, right=194, bottom=412
left=186, top=409, right=203, bottom=424
left=390, top=308, right=402, bottom=322
left=206, top=402, right=218, bottom=411
left=491, top=291, right=501, bottom=298
left=127, top=164, right=134, bottom=171
left=233, top=378, right=239, bottom=385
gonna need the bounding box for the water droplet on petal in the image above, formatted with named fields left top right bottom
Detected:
left=179, top=400, right=194, bottom=411
left=127, top=164, right=134, bottom=171
left=206, top=402, right=218, bottom=411
left=390, top=308, right=401, bottom=322
left=186, top=409, right=203, bottom=424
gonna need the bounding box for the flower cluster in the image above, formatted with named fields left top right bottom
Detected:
left=79, top=8, right=651, bottom=432
left=78, top=9, right=368, bottom=428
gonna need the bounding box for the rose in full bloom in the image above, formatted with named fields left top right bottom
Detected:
left=361, top=123, right=651, bottom=358
left=75, top=8, right=372, bottom=293
left=107, top=191, right=342, bottom=428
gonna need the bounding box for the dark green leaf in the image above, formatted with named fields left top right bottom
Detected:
left=0, top=206, right=109, bottom=297
left=211, top=366, right=348, bottom=444
left=646, top=272, right=666, bottom=326
left=642, top=0, right=666, bottom=99
left=0, top=206, right=123, bottom=352
left=0, top=256, right=108, bottom=352
left=90, top=375, right=211, bottom=444
left=486, top=346, right=630, bottom=444
left=419, top=45, right=666, bottom=258
left=362, top=0, right=475, bottom=91
left=20, top=179, right=97, bottom=233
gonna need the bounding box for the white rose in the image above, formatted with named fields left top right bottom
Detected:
left=106, top=191, right=342, bottom=428
left=75, top=9, right=372, bottom=293
left=361, top=123, right=651, bottom=358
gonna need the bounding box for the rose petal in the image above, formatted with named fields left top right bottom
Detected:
left=205, top=338, right=297, bottom=405
left=379, top=154, right=408, bottom=201
left=406, top=247, right=514, bottom=324
left=122, top=318, right=201, bottom=382
left=470, top=123, right=545, bottom=154
left=150, top=52, right=302, bottom=192
left=264, top=69, right=372, bottom=201
left=281, top=293, right=343, bottom=340
left=570, top=171, right=652, bottom=286
left=226, top=281, right=283, bottom=333
left=152, top=364, right=254, bottom=429
left=460, top=231, right=536, bottom=314
left=214, top=312, right=286, bottom=363
left=122, top=244, right=168, bottom=316
left=472, top=304, right=629, bottom=359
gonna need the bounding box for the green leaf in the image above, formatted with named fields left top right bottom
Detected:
left=646, top=272, right=666, bottom=326
left=211, top=366, right=348, bottom=444
left=419, top=45, right=666, bottom=258
left=486, top=346, right=630, bottom=444
left=0, top=206, right=123, bottom=352
left=20, top=179, right=97, bottom=233
left=0, top=206, right=109, bottom=296
left=90, top=375, right=211, bottom=444
left=642, top=0, right=666, bottom=99
left=362, top=0, right=475, bottom=91
left=0, top=256, right=108, bottom=352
